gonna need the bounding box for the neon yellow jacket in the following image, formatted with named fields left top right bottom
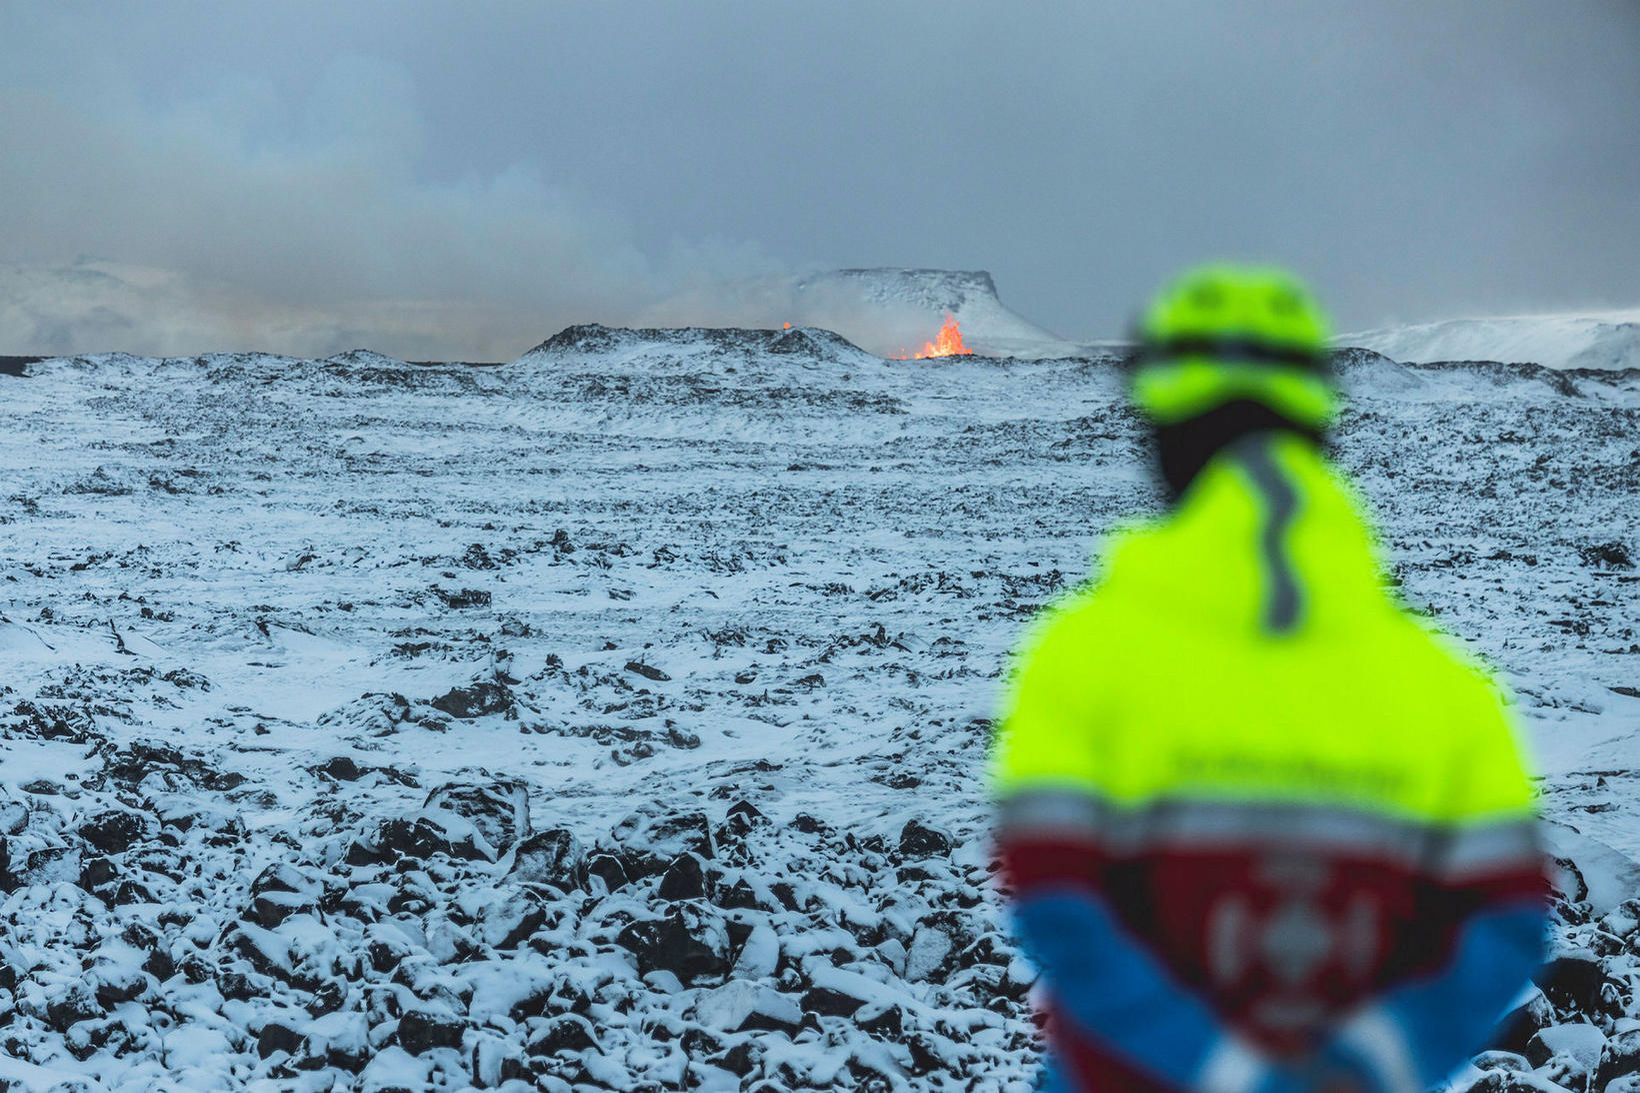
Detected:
left=991, top=432, right=1547, bottom=1093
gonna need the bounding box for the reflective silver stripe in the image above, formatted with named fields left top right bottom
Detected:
left=1101, top=799, right=1433, bottom=866
left=1233, top=434, right=1301, bottom=634
left=999, top=790, right=1542, bottom=879
left=999, top=791, right=1435, bottom=867
left=1434, top=819, right=1542, bottom=881
left=995, top=789, right=1108, bottom=838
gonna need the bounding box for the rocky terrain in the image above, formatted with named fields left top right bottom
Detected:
left=0, top=328, right=1636, bottom=1091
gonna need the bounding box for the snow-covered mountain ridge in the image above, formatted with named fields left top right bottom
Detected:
left=1340, top=310, right=1640, bottom=371
left=789, top=269, right=1082, bottom=360
left=784, top=267, right=1640, bottom=371
left=0, top=329, right=1635, bottom=1089
left=796, top=269, right=1002, bottom=316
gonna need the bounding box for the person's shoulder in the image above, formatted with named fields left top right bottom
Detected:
left=1008, top=511, right=1181, bottom=675
left=1386, top=608, right=1515, bottom=724
left=1017, top=581, right=1107, bottom=657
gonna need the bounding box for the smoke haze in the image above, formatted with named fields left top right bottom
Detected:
left=2, top=2, right=1637, bottom=359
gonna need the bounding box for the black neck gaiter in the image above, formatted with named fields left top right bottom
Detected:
left=1152, top=399, right=1324, bottom=501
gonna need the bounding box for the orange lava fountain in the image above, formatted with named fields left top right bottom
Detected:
left=895, top=314, right=973, bottom=359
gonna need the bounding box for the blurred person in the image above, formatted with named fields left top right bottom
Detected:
left=989, top=265, right=1549, bottom=1093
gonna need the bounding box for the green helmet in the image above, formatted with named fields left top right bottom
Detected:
left=1130, top=263, right=1336, bottom=427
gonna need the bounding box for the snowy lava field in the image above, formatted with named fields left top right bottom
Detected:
left=0, top=325, right=1637, bottom=1091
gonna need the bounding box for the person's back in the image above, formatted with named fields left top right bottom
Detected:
left=990, top=266, right=1548, bottom=1093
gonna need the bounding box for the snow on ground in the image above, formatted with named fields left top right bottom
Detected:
left=0, top=329, right=1636, bottom=1090
left=1339, top=310, right=1640, bottom=371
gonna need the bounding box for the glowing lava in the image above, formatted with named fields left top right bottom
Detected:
left=897, top=314, right=973, bottom=359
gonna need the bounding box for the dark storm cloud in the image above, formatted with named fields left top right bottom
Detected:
left=2, top=1, right=1636, bottom=357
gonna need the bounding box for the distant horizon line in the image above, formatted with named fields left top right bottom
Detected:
left=7, top=305, right=1640, bottom=369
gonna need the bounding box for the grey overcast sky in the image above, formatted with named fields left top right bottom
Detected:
left=2, top=1, right=1638, bottom=359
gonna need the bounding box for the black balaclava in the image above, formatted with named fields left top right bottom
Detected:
left=1152, top=398, right=1324, bottom=501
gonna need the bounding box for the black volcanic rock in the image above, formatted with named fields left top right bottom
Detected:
left=509, top=827, right=584, bottom=892
left=526, top=1014, right=598, bottom=1058
left=657, top=851, right=710, bottom=901
left=898, top=818, right=953, bottom=858
left=609, top=809, right=715, bottom=879
left=45, top=983, right=103, bottom=1031
left=1598, top=1029, right=1640, bottom=1088
left=397, top=1009, right=464, bottom=1054
left=615, top=906, right=731, bottom=986
left=802, top=986, right=864, bottom=1018
left=349, top=814, right=487, bottom=865
left=429, top=680, right=513, bottom=719
left=101, top=740, right=246, bottom=791
left=1579, top=541, right=1634, bottom=569
left=585, top=852, right=628, bottom=893
left=1533, top=952, right=1612, bottom=1015
left=432, top=586, right=491, bottom=609
left=310, top=755, right=364, bottom=781
left=77, top=810, right=151, bottom=854
left=424, top=779, right=528, bottom=857
left=624, top=659, right=671, bottom=682
left=257, top=1021, right=304, bottom=1059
